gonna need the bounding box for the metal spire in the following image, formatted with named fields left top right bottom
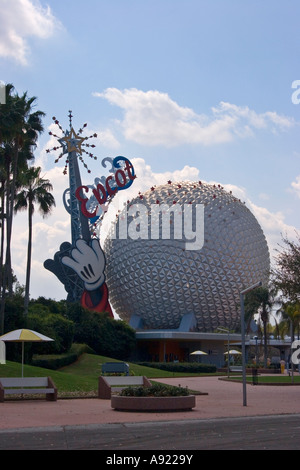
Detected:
left=46, top=111, right=98, bottom=245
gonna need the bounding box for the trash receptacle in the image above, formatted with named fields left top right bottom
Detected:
left=252, top=367, right=258, bottom=385
left=280, top=360, right=285, bottom=374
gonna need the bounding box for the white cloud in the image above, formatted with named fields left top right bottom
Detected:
left=93, top=88, right=295, bottom=147
left=96, top=128, right=121, bottom=150
left=0, top=0, right=61, bottom=65
left=213, top=102, right=293, bottom=132
left=291, top=175, right=300, bottom=198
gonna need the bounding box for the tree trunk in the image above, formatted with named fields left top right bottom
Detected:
left=23, top=200, right=33, bottom=316
left=0, top=164, right=10, bottom=334
left=0, top=181, right=5, bottom=334
left=6, top=140, right=19, bottom=295
left=262, top=305, right=268, bottom=368
left=263, top=321, right=268, bottom=368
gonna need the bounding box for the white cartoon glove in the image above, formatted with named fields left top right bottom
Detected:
left=62, top=238, right=106, bottom=291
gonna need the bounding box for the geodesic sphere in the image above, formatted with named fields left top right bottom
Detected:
left=103, top=181, right=270, bottom=332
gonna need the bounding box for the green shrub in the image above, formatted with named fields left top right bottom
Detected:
left=31, top=352, right=78, bottom=370
left=26, top=312, right=74, bottom=355
left=66, top=303, right=136, bottom=360
left=120, top=383, right=190, bottom=397
left=136, top=362, right=216, bottom=374
left=3, top=295, right=27, bottom=362
left=3, top=295, right=26, bottom=332
left=31, top=343, right=93, bottom=370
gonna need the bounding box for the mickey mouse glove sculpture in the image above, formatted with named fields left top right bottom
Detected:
left=62, top=239, right=105, bottom=291
left=62, top=238, right=113, bottom=317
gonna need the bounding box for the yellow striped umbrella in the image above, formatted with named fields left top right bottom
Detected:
left=190, top=350, right=208, bottom=363
left=224, top=349, right=242, bottom=355
left=0, top=329, right=54, bottom=377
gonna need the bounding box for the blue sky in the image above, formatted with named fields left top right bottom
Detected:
left=1, top=0, right=300, bottom=301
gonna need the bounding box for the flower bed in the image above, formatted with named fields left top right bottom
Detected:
left=111, top=394, right=196, bottom=411
left=111, top=383, right=196, bottom=411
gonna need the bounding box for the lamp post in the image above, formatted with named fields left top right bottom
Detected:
left=240, top=281, right=262, bottom=406
left=253, top=335, right=258, bottom=366
left=290, top=320, right=294, bottom=384
left=217, top=327, right=230, bottom=377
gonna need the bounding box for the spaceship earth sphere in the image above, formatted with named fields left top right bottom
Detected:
left=103, top=181, right=270, bottom=332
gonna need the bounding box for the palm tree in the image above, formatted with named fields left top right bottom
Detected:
left=14, top=166, right=55, bottom=315
left=245, top=285, right=278, bottom=367
left=0, top=85, right=45, bottom=296
left=7, top=92, right=44, bottom=295
left=0, top=84, right=45, bottom=332
left=278, top=302, right=300, bottom=342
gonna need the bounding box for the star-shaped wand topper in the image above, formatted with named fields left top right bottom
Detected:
left=46, top=110, right=98, bottom=174
left=58, top=127, right=86, bottom=155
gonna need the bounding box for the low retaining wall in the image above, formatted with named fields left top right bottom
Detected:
left=218, top=368, right=281, bottom=374
left=111, top=395, right=196, bottom=412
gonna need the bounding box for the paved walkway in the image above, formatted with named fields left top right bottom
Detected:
left=1, top=376, right=300, bottom=430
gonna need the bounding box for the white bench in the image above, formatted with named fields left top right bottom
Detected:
left=230, top=366, right=243, bottom=373
left=98, top=375, right=151, bottom=399
left=101, top=362, right=129, bottom=376
left=0, top=377, right=57, bottom=402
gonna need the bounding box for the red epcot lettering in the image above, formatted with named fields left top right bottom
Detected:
left=93, top=183, right=107, bottom=205
left=75, top=186, right=97, bottom=218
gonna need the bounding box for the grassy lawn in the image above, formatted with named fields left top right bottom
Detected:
left=0, top=359, right=98, bottom=396
left=0, top=353, right=212, bottom=397
left=2, top=354, right=297, bottom=398
left=226, top=374, right=300, bottom=385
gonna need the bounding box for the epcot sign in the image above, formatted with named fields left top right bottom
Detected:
left=75, top=156, right=136, bottom=222
left=44, top=113, right=137, bottom=315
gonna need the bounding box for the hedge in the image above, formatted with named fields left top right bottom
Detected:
left=136, top=362, right=217, bottom=373
left=31, top=344, right=94, bottom=370
left=31, top=352, right=79, bottom=370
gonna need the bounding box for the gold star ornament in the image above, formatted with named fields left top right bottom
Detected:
left=59, top=127, right=86, bottom=155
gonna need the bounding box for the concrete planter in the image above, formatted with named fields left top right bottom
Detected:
left=111, top=395, right=196, bottom=411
